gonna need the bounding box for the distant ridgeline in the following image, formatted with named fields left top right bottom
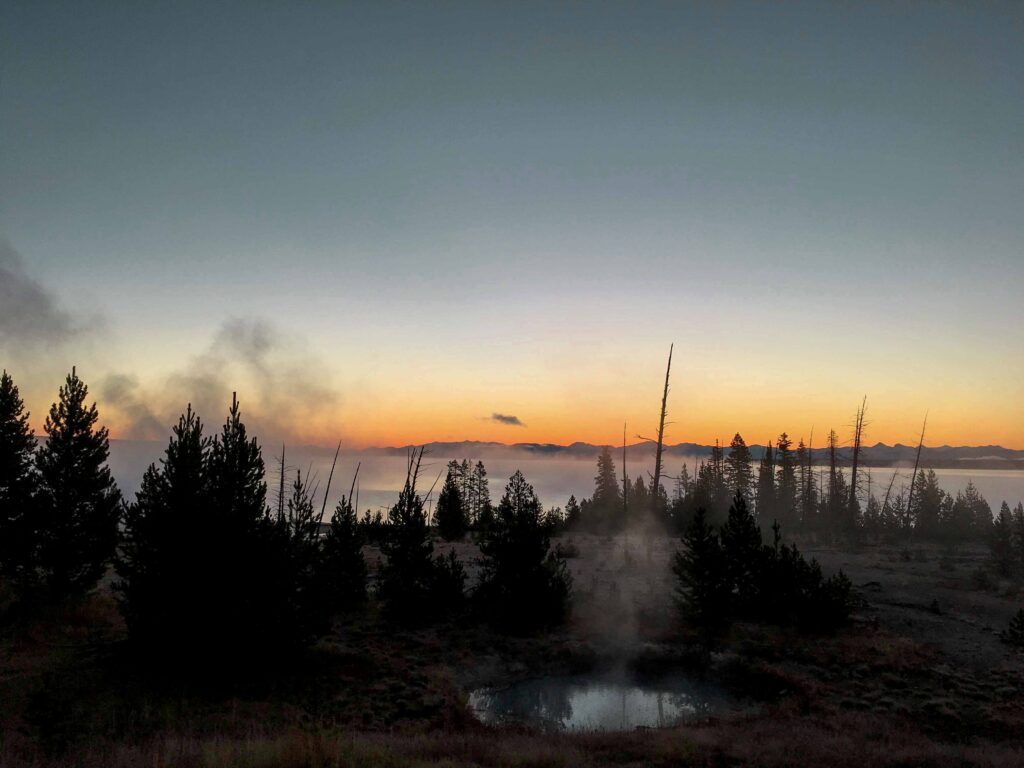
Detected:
left=357, top=440, right=1024, bottom=471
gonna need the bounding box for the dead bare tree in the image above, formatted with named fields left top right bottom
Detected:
left=622, top=422, right=628, bottom=523
left=652, top=344, right=673, bottom=514
left=848, top=396, right=867, bottom=522
left=276, top=444, right=287, bottom=522
left=904, top=414, right=928, bottom=526
left=319, top=440, right=342, bottom=524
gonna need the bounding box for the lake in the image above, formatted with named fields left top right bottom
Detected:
left=108, top=442, right=1024, bottom=518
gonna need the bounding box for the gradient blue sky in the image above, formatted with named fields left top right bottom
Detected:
left=2, top=2, right=1022, bottom=447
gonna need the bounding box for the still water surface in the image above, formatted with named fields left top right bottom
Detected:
left=469, top=673, right=733, bottom=732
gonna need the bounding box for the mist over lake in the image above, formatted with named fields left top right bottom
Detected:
left=108, top=441, right=1024, bottom=519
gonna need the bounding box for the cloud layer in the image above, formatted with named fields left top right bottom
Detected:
left=490, top=413, right=526, bottom=427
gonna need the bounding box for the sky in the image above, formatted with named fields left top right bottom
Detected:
left=2, top=1, right=1023, bottom=449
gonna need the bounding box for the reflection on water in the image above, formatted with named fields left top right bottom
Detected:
left=469, top=673, right=731, bottom=732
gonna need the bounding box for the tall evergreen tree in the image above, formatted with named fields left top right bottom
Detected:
left=775, top=433, right=797, bottom=530
left=1013, top=502, right=1024, bottom=572
left=435, top=464, right=467, bottom=541
left=34, top=368, right=120, bottom=598
left=117, top=406, right=209, bottom=649
left=672, top=507, right=728, bottom=635
left=590, top=447, right=622, bottom=531
left=472, top=460, right=492, bottom=526
left=725, top=433, right=754, bottom=502
left=754, top=441, right=775, bottom=522
left=911, top=469, right=943, bottom=539
left=477, top=470, right=571, bottom=630
left=0, top=371, right=37, bottom=580
left=564, top=494, right=581, bottom=528
left=379, top=459, right=436, bottom=621
left=719, top=494, right=763, bottom=613
left=320, top=492, right=367, bottom=612
left=991, top=502, right=1015, bottom=577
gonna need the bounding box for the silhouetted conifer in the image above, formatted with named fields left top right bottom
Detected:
left=435, top=464, right=467, bottom=541
left=672, top=507, right=728, bottom=634
left=34, top=368, right=120, bottom=598
left=0, top=371, right=37, bottom=582
left=911, top=469, right=943, bottom=539
left=117, top=406, right=209, bottom=649
left=477, top=470, right=571, bottom=631
left=379, top=451, right=466, bottom=622
left=119, top=398, right=327, bottom=663
left=719, top=494, right=763, bottom=612
left=379, top=465, right=436, bottom=621
left=589, top=447, right=622, bottom=532
left=564, top=494, right=581, bottom=528
left=775, top=433, right=797, bottom=530
left=725, top=434, right=753, bottom=502
left=991, top=502, right=1015, bottom=577
left=321, top=493, right=367, bottom=611
left=754, top=441, right=775, bottom=522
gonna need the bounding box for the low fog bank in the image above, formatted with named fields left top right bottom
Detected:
left=107, top=441, right=1024, bottom=519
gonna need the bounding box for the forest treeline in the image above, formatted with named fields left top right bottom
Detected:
left=0, top=369, right=572, bottom=664
left=573, top=434, right=1023, bottom=551
left=2, top=370, right=1020, bottom=661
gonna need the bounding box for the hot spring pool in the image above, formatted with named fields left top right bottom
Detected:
left=469, top=672, right=733, bottom=732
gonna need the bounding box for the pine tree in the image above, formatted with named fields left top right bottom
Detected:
left=719, top=494, right=763, bottom=612
left=911, top=469, right=943, bottom=539
left=991, top=502, right=1015, bottom=577
left=591, top=447, right=622, bottom=531
left=320, top=492, right=367, bottom=611
left=962, top=481, right=992, bottom=538
left=379, top=457, right=436, bottom=621
left=629, top=474, right=649, bottom=523
left=34, top=368, right=121, bottom=598
left=754, top=441, right=775, bottom=522
left=725, top=433, right=753, bottom=502
left=0, top=371, right=37, bottom=580
left=477, top=470, right=571, bottom=630
left=775, top=433, right=797, bottom=530
left=472, top=460, right=491, bottom=527
left=672, top=507, right=728, bottom=634
left=564, top=494, right=581, bottom=528
left=1013, top=502, right=1024, bottom=573
left=117, top=406, right=209, bottom=648
left=435, top=465, right=467, bottom=541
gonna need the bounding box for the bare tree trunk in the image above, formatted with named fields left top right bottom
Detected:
left=277, top=444, right=286, bottom=522
left=622, top=422, right=628, bottom=526
left=319, top=440, right=342, bottom=525
left=848, top=396, right=867, bottom=527
left=904, top=414, right=928, bottom=529
left=651, top=343, right=674, bottom=518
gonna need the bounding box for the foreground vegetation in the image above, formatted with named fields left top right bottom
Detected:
left=1, top=369, right=1023, bottom=766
